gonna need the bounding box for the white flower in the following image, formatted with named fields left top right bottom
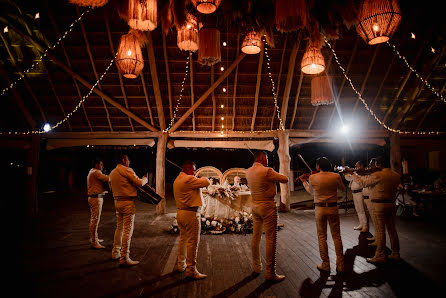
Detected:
left=201, top=217, right=206, bottom=222
left=244, top=216, right=248, bottom=222
left=206, top=220, right=211, bottom=226
left=230, top=226, right=235, bottom=232
left=211, top=220, right=217, bottom=227
left=173, top=219, right=178, bottom=226
left=218, top=223, right=222, bottom=228
left=235, top=217, right=240, bottom=223
left=237, top=224, right=242, bottom=231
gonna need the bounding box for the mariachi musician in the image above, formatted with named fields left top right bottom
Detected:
left=343, top=161, right=368, bottom=233
left=299, top=156, right=345, bottom=273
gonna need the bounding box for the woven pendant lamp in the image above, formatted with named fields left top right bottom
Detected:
left=68, top=0, right=108, bottom=7
left=116, top=33, right=144, bottom=79
left=198, top=28, right=221, bottom=66
left=128, top=0, right=157, bottom=31
left=191, top=0, right=222, bottom=14
left=241, top=31, right=262, bottom=54
left=301, top=44, right=325, bottom=75
left=177, top=14, right=200, bottom=52
left=311, top=74, right=334, bottom=106
left=356, top=0, right=402, bottom=45
left=275, top=0, right=307, bottom=32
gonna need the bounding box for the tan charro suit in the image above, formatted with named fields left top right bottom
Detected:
left=87, top=168, right=109, bottom=245
left=173, top=172, right=210, bottom=274
left=109, top=164, right=147, bottom=262
left=246, top=162, right=288, bottom=278
left=345, top=173, right=368, bottom=230
left=353, top=168, right=401, bottom=261
left=303, top=171, right=345, bottom=271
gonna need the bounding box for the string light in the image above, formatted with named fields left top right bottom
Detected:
left=0, top=53, right=116, bottom=135
left=222, top=87, right=226, bottom=92
left=431, top=47, right=435, bottom=53
left=324, top=37, right=443, bottom=135
left=411, top=32, right=416, bottom=39
left=35, top=12, right=40, bottom=19
left=164, top=54, right=190, bottom=132
left=263, top=36, right=285, bottom=131
left=387, top=41, right=445, bottom=104
left=222, top=41, right=227, bottom=46
left=221, top=116, right=224, bottom=120
left=220, top=66, right=224, bottom=71
left=220, top=104, right=224, bottom=108
left=0, top=7, right=92, bottom=97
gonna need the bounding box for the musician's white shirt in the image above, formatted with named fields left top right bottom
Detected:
left=109, top=164, right=148, bottom=197
left=344, top=173, right=363, bottom=191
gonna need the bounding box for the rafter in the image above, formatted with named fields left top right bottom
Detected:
left=45, top=1, right=92, bottom=131
left=162, top=32, right=173, bottom=121
left=169, top=53, right=246, bottom=133
left=45, top=67, right=72, bottom=131
left=232, top=33, right=240, bottom=131
left=0, top=32, right=47, bottom=123
left=270, top=34, right=288, bottom=129
left=76, top=7, right=113, bottom=132
left=416, top=83, right=446, bottom=131
left=146, top=32, right=166, bottom=131
left=189, top=52, right=196, bottom=131
left=308, top=40, right=336, bottom=130
left=290, top=73, right=304, bottom=129
left=8, top=25, right=158, bottom=132
left=328, top=37, right=360, bottom=125
left=211, top=65, right=216, bottom=130
left=139, top=72, right=155, bottom=126
left=104, top=13, right=134, bottom=131
left=251, top=43, right=265, bottom=131
left=280, top=37, right=300, bottom=129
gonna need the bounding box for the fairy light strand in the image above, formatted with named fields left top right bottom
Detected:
left=324, top=37, right=442, bottom=135
left=1, top=7, right=93, bottom=97
left=0, top=53, right=116, bottom=135
left=164, top=54, right=190, bottom=132
left=387, top=41, right=445, bottom=104
left=263, top=36, right=285, bottom=131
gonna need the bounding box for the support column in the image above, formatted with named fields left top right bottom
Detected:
left=278, top=130, right=291, bottom=212
left=26, top=135, right=40, bottom=217
left=156, top=132, right=168, bottom=214
left=390, top=132, right=402, bottom=175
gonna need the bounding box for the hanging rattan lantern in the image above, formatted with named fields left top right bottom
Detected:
left=177, top=14, right=200, bottom=52
left=116, top=33, right=144, bottom=79
left=301, top=45, right=325, bottom=75
left=68, top=0, right=108, bottom=7
left=191, top=0, right=222, bottom=14
left=127, top=0, right=157, bottom=31
left=275, top=0, right=307, bottom=33
left=198, top=28, right=221, bottom=66
left=356, top=0, right=402, bottom=45
left=241, top=31, right=262, bottom=54
left=311, top=74, right=334, bottom=106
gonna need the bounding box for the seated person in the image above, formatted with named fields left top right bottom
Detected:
left=397, top=183, right=420, bottom=217
left=233, top=176, right=241, bottom=187
left=434, top=172, right=446, bottom=192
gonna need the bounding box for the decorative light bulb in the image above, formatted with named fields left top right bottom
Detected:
left=223, top=41, right=227, bottom=46
left=372, top=23, right=379, bottom=32
left=186, top=24, right=192, bottom=29
left=3, top=26, right=8, bottom=33
left=220, top=104, right=224, bottom=108
left=431, top=47, right=435, bottom=53
left=127, top=49, right=132, bottom=56
left=220, top=66, right=224, bottom=71
left=35, top=12, right=40, bottom=19
left=411, top=32, right=416, bottom=39
left=221, top=116, right=224, bottom=120
left=43, top=123, right=51, bottom=132
left=222, top=125, right=224, bottom=128
left=311, top=63, right=316, bottom=68
left=222, top=87, right=226, bottom=92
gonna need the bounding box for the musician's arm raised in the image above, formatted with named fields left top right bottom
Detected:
left=190, top=176, right=211, bottom=189
left=302, top=180, right=314, bottom=195
left=352, top=173, right=378, bottom=188
left=94, top=170, right=109, bottom=183
left=267, top=168, right=289, bottom=184
left=125, top=167, right=148, bottom=187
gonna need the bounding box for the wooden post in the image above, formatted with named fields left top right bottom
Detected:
left=156, top=132, right=168, bottom=214
left=26, top=135, right=40, bottom=217
left=390, top=133, right=402, bottom=175
left=278, top=130, right=291, bottom=212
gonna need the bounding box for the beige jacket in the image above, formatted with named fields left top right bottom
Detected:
left=173, top=172, right=210, bottom=209
left=87, top=168, right=109, bottom=196
left=109, top=164, right=147, bottom=197
left=303, top=171, right=345, bottom=203
left=246, top=162, right=289, bottom=203
left=353, top=168, right=400, bottom=201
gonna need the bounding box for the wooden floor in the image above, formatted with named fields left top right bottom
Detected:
left=18, top=193, right=446, bottom=298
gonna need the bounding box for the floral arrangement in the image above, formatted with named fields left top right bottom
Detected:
left=206, top=180, right=249, bottom=204
left=169, top=211, right=254, bottom=235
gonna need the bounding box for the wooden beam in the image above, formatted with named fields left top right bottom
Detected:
left=328, top=37, right=360, bottom=125
left=270, top=34, right=288, bottom=129
left=278, top=130, right=291, bottom=211
left=139, top=72, right=155, bottom=126
left=104, top=13, right=134, bottom=131
left=232, top=33, right=240, bottom=130
left=251, top=43, right=265, bottom=131
left=162, top=32, right=173, bottom=121
left=76, top=7, right=113, bottom=131
left=0, top=32, right=47, bottom=123
left=156, top=132, right=168, bottom=214
left=280, top=37, right=300, bottom=127
left=391, top=80, right=425, bottom=129
left=190, top=52, right=196, bottom=131
left=307, top=41, right=336, bottom=130
left=44, top=67, right=72, bottom=131
left=44, top=131, right=160, bottom=139
left=0, top=65, right=35, bottom=129
left=168, top=53, right=246, bottom=133
left=416, top=83, right=446, bottom=131
left=290, top=73, right=304, bottom=129
left=211, top=65, right=216, bottom=131
left=3, top=25, right=158, bottom=132
left=351, top=44, right=380, bottom=114
left=45, top=1, right=93, bottom=131
left=383, top=45, right=423, bottom=123
left=146, top=32, right=166, bottom=131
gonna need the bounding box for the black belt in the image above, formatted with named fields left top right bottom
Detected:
left=371, top=199, right=394, bottom=203
left=89, top=195, right=103, bottom=198
left=363, top=196, right=369, bottom=199
left=178, top=206, right=201, bottom=212
left=315, top=202, right=338, bottom=207
left=352, top=189, right=363, bottom=194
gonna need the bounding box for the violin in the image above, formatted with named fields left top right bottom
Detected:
left=338, top=166, right=379, bottom=176
left=297, top=170, right=318, bottom=182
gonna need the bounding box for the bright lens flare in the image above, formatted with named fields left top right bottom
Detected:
left=372, top=23, right=379, bottom=32
left=341, top=124, right=349, bottom=134
left=127, top=49, right=132, bottom=56
left=43, top=123, right=51, bottom=132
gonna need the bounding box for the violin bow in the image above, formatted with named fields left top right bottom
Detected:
left=297, top=154, right=313, bottom=172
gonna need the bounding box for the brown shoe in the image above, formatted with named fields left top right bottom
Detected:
left=119, top=258, right=140, bottom=267
left=367, top=257, right=386, bottom=264
left=265, top=274, right=286, bottom=282
left=388, top=254, right=401, bottom=261
left=353, top=225, right=362, bottom=230
left=177, top=265, right=186, bottom=273
left=317, top=264, right=331, bottom=272
left=91, top=242, right=105, bottom=249
left=185, top=271, right=207, bottom=280
left=366, top=236, right=375, bottom=241
left=360, top=227, right=369, bottom=233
